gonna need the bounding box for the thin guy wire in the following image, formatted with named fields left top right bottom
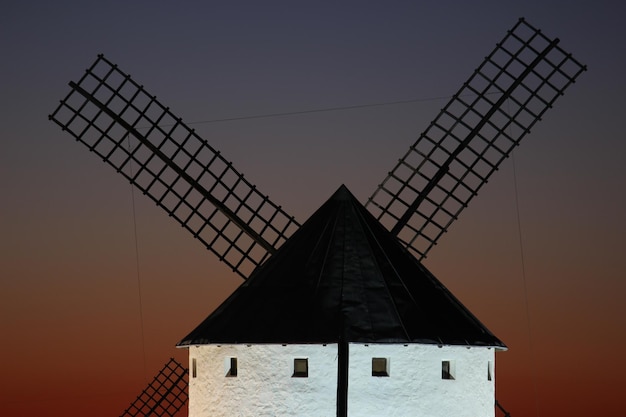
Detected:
left=187, top=96, right=448, bottom=125
left=149, top=92, right=500, bottom=128
left=506, top=89, right=540, bottom=416
left=512, top=151, right=540, bottom=417
left=126, top=134, right=148, bottom=383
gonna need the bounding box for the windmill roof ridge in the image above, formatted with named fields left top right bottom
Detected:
left=177, top=185, right=505, bottom=348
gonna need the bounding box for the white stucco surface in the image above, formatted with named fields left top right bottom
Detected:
left=188, top=344, right=338, bottom=417
left=187, top=343, right=496, bottom=417
left=348, top=343, right=495, bottom=417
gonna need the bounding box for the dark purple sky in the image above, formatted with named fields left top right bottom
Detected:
left=2, top=2, right=624, bottom=416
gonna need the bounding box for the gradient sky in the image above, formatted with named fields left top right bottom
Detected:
left=1, top=1, right=625, bottom=416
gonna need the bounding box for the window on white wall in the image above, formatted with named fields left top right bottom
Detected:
left=293, top=358, right=308, bottom=377
left=442, top=360, right=455, bottom=380
left=192, top=358, right=197, bottom=378
left=372, top=357, right=389, bottom=377
left=488, top=361, right=492, bottom=381
left=225, top=357, right=237, bottom=377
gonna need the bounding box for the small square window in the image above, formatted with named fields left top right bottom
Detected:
left=293, top=358, right=308, bottom=377
left=225, top=357, right=237, bottom=377
left=442, top=360, right=455, bottom=380
left=372, top=357, right=389, bottom=377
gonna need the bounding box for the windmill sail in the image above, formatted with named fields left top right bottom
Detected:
left=119, top=358, right=188, bottom=417
left=366, top=18, right=586, bottom=260
left=49, top=55, right=300, bottom=278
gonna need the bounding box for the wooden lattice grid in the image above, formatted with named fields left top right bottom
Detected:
left=366, top=18, right=586, bottom=260
left=49, top=55, right=300, bottom=279
left=120, top=358, right=188, bottom=417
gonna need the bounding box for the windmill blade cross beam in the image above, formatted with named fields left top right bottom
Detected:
left=49, top=54, right=300, bottom=278
left=368, top=18, right=586, bottom=260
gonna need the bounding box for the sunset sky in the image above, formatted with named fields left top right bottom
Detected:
left=2, top=1, right=625, bottom=416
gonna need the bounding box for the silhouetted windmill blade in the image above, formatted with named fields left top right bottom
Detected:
left=366, top=18, right=586, bottom=260
left=49, top=54, right=300, bottom=278
left=120, top=358, right=188, bottom=417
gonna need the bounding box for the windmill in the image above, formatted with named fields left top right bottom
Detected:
left=49, top=18, right=584, bottom=417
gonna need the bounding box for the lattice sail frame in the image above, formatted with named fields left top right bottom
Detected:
left=366, top=18, right=586, bottom=260
left=49, top=55, right=300, bottom=278
left=120, top=358, right=188, bottom=417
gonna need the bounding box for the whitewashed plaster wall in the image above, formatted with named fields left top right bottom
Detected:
left=187, top=344, right=338, bottom=417
left=187, top=343, right=497, bottom=417
left=348, top=343, right=496, bottom=417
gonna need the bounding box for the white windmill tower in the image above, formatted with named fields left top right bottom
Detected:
left=49, top=18, right=585, bottom=417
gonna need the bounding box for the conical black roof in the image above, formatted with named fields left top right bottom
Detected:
left=178, top=185, right=505, bottom=348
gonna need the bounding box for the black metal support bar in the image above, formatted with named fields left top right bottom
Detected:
left=337, top=339, right=349, bottom=417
